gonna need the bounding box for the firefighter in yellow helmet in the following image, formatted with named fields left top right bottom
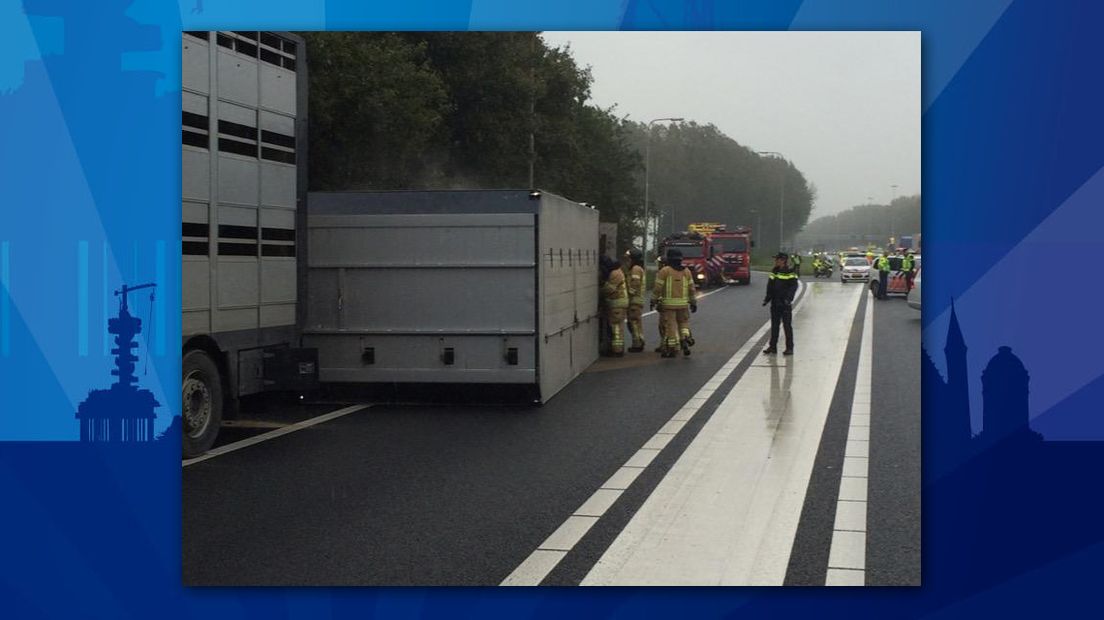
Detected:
left=600, top=255, right=629, bottom=356
left=652, top=248, right=698, bottom=358
left=623, top=248, right=647, bottom=352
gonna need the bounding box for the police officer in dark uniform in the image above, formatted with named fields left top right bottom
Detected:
left=763, top=252, right=799, bottom=355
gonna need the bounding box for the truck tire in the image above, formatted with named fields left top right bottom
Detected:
left=182, top=349, right=223, bottom=458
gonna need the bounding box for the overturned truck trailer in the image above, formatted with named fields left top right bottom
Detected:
left=303, top=190, right=599, bottom=403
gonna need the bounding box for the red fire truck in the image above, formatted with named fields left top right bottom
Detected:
left=699, top=224, right=754, bottom=285
left=658, top=230, right=720, bottom=288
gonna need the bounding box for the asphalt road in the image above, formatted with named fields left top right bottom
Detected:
left=182, top=278, right=921, bottom=586
left=868, top=292, right=922, bottom=585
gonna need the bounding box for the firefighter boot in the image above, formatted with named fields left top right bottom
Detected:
left=681, top=338, right=692, bottom=356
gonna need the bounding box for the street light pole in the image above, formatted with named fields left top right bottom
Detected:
left=890, top=184, right=898, bottom=241
left=757, top=151, right=785, bottom=249
left=750, top=208, right=761, bottom=259
left=643, top=117, right=683, bottom=262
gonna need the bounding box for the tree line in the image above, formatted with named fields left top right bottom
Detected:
left=301, top=32, right=815, bottom=254
left=794, top=195, right=921, bottom=251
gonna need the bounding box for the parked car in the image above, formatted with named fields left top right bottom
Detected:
left=840, top=256, right=871, bottom=283
left=907, top=268, right=922, bottom=310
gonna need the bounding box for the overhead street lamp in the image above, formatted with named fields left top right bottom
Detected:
left=643, top=117, right=683, bottom=262
left=890, top=184, right=899, bottom=240
left=757, top=151, right=786, bottom=250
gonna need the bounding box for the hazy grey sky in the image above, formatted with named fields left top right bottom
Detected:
left=540, top=31, right=920, bottom=217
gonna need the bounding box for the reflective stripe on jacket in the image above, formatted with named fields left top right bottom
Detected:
left=653, top=266, right=692, bottom=308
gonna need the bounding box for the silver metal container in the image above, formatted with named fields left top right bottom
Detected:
left=302, top=190, right=599, bottom=402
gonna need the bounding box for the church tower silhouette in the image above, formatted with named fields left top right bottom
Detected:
left=945, top=301, right=973, bottom=440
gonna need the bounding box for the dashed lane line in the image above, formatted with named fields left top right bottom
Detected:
left=825, top=288, right=874, bottom=585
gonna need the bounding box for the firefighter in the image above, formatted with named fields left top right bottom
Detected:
left=597, top=255, right=613, bottom=355
left=791, top=251, right=802, bottom=276
left=652, top=248, right=698, bottom=358
left=600, top=255, right=629, bottom=356
left=902, top=250, right=915, bottom=290
left=762, top=252, right=798, bottom=355
left=623, top=248, right=647, bottom=352
left=875, top=250, right=891, bottom=299
left=652, top=251, right=666, bottom=352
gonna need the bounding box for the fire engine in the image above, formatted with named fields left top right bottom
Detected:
left=694, top=223, right=753, bottom=285
left=658, top=230, right=720, bottom=288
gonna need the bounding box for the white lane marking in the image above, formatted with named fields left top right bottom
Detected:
left=575, top=489, right=623, bottom=517
left=827, top=531, right=866, bottom=571
left=182, top=404, right=370, bottom=467
left=539, top=516, right=601, bottom=551
left=826, top=292, right=874, bottom=585
left=500, top=550, right=567, bottom=587
left=500, top=280, right=810, bottom=586
left=825, top=567, right=865, bottom=586
left=581, top=281, right=860, bottom=586
left=601, top=467, right=645, bottom=491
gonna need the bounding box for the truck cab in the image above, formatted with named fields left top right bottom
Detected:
left=659, top=232, right=717, bottom=288
left=706, top=225, right=753, bottom=285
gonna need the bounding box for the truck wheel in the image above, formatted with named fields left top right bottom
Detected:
left=182, top=349, right=223, bottom=458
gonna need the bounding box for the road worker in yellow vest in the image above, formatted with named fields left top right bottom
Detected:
left=600, top=255, right=629, bottom=356
left=623, top=248, right=647, bottom=352
left=652, top=248, right=698, bottom=358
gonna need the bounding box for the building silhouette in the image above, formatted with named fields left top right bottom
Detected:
left=979, top=345, right=1042, bottom=447
left=76, top=283, right=158, bottom=442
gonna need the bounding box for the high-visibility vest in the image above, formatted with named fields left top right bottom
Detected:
left=902, top=256, right=914, bottom=271
left=657, top=267, right=691, bottom=308
left=876, top=257, right=890, bottom=272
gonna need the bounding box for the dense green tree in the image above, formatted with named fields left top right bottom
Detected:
left=795, top=195, right=921, bottom=250
left=303, top=32, right=449, bottom=190
left=298, top=32, right=815, bottom=255
left=627, top=122, right=816, bottom=255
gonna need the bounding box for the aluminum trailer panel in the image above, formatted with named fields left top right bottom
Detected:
left=303, top=190, right=599, bottom=402
left=181, top=30, right=308, bottom=398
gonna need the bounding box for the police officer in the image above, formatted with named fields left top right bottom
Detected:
left=791, top=251, right=802, bottom=276
left=623, top=248, right=647, bottom=352
left=762, top=252, right=798, bottom=355
left=875, top=250, right=891, bottom=299
left=902, top=249, right=915, bottom=290
left=600, top=255, right=629, bottom=356
left=652, top=248, right=698, bottom=358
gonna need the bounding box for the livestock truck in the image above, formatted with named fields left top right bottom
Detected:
left=181, top=32, right=599, bottom=457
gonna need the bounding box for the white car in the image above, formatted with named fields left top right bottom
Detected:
left=907, top=268, right=921, bottom=310
left=839, top=256, right=871, bottom=283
